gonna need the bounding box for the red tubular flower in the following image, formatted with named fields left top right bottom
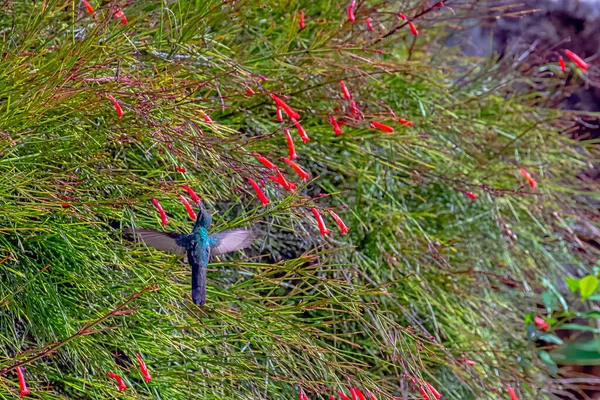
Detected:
left=201, top=111, right=213, bottom=123
left=182, top=185, right=202, bottom=205
left=338, top=391, right=351, bottom=400
left=176, top=166, right=186, bottom=173
left=276, top=105, right=284, bottom=122
left=299, top=391, right=309, bottom=400
left=247, top=178, right=270, bottom=206
left=136, top=354, right=152, bottom=383
left=350, top=101, right=361, bottom=119
left=107, top=372, right=127, bottom=392
left=339, top=80, right=352, bottom=99
left=151, top=198, right=169, bottom=226
left=268, top=170, right=297, bottom=191
left=106, top=94, right=124, bottom=118
left=17, top=367, right=30, bottom=398
left=292, top=118, right=310, bottom=143
left=299, top=10, right=305, bottom=29
left=259, top=75, right=268, bottom=82
left=365, top=17, right=374, bottom=31
left=565, top=49, right=589, bottom=72
left=284, top=128, right=298, bottom=159
left=527, top=177, right=538, bottom=190
left=559, top=56, right=566, bottom=72
left=121, top=15, right=128, bottom=24
left=398, top=118, right=414, bottom=126
left=330, top=396, right=336, bottom=400
left=327, top=210, right=349, bottom=234
left=269, top=93, right=300, bottom=119
left=519, top=168, right=532, bottom=180
left=350, top=388, right=366, bottom=400
left=178, top=194, right=197, bottom=220
left=329, top=115, right=342, bottom=135
left=82, top=0, right=94, bottom=14
left=397, top=12, right=407, bottom=20
left=465, top=191, right=476, bottom=200
left=311, top=208, right=331, bottom=237
left=347, top=5, right=355, bottom=22
left=424, top=382, right=442, bottom=400
left=113, top=9, right=124, bottom=18
left=507, top=386, right=519, bottom=400
left=457, top=358, right=477, bottom=366
left=434, top=1, right=444, bottom=8
left=246, top=87, right=255, bottom=95
left=408, top=21, right=419, bottom=36
left=419, top=381, right=441, bottom=400
left=534, top=316, right=549, bottom=331
left=370, top=121, right=394, bottom=133
left=254, top=153, right=278, bottom=170
left=283, top=157, right=310, bottom=182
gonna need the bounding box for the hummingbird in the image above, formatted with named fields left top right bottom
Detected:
left=125, top=203, right=254, bottom=305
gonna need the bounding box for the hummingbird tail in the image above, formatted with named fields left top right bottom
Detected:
left=191, top=262, right=207, bottom=305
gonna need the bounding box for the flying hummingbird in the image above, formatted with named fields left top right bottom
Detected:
left=125, top=203, right=254, bottom=305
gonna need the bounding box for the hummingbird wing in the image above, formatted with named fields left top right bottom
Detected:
left=209, top=229, right=255, bottom=256
left=124, top=228, right=186, bottom=256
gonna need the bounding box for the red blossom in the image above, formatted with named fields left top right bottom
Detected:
left=270, top=93, right=300, bottom=119
left=433, top=1, right=444, bottom=8
left=527, top=177, right=538, bottom=190
left=397, top=12, right=407, bottom=20
left=246, top=87, right=256, bottom=95
left=106, top=94, right=124, bottom=118
left=268, top=170, right=297, bottom=191
left=182, top=185, right=202, bottom=205
left=312, top=208, right=331, bottom=237
left=82, top=0, right=94, bottom=14
left=201, top=111, right=213, bottom=123
left=276, top=105, right=284, bottom=122
left=565, top=49, right=589, bottom=72
left=349, top=101, right=361, bottom=119
left=17, top=367, right=30, bottom=398
left=292, top=118, right=310, bottom=143
left=176, top=166, right=187, bottom=173
left=408, top=21, right=419, bottom=36
left=365, top=17, right=374, bottom=31
left=398, top=118, right=414, bottom=126
left=350, top=388, right=367, bottom=400
left=299, top=10, right=305, bottom=29
left=339, top=80, right=352, bottom=99
left=327, top=210, right=350, bottom=234
left=370, top=121, right=394, bottom=133
left=151, top=198, right=169, bottom=226
left=329, top=115, right=343, bottom=135
left=136, top=354, right=152, bottom=383
left=559, top=56, right=566, bottom=72
left=465, top=191, right=476, bottom=200
left=534, top=316, right=549, bottom=331
left=457, top=358, right=477, bottom=366
left=507, top=386, right=519, bottom=400
left=121, top=15, right=128, bottom=24
left=338, top=391, right=351, bottom=400
left=179, top=194, right=197, bottom=220
left=254, top=153, right=278, bottom=170
left=107, top=372, right=127, bottom=392
left=113, top=9, right=124, bottom=18
left=347, top=4, right=355, bottom=22
left=419, top=381, right=442, bottom=400
left=519, top=168, right=532, bottom=179
left=284, top=128, right=298, bottom=159
left=259, top=75, right=268, bottom=82
left=299, top=391, right=309, bottom=400
left=247, top=178, right=270, bottom=206
left=283, top=157, right=310, bottom=182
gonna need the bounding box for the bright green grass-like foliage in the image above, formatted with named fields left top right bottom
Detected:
left=0, top=0, right=597, bottom=399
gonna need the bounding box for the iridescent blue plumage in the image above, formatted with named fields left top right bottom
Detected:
left=126, top=203, right=254, bottom=305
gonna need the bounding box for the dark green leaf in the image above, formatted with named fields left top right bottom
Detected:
left=557, top=323, right=600, bottom=333
left=535, top=332, right=564, bottom=345
left=538, top=350, right=557, bottom=375
left=550, top=339, right=600, bottom=365
left=542, top=291, right=557, bottom=313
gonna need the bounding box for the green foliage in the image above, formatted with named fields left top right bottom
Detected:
left=0, top=0, right=599, bottom=399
